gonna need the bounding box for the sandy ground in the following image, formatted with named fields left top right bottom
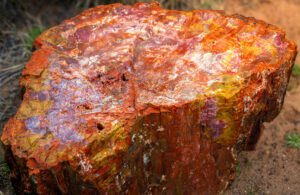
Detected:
left=0, top=0, right=299, bottom=194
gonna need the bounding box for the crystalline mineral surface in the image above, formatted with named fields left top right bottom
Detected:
left=1, top=2, right=297, bottom=194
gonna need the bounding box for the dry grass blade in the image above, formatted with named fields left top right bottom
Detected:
left=0, top=63, right=24, bottom=72
left=0, top=24, right=28, bottom=122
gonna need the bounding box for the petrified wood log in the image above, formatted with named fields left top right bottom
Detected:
left=1, top=2, right=297, bottom=194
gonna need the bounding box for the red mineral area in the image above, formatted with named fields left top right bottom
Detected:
left=1, top=2, right=297, bottom=194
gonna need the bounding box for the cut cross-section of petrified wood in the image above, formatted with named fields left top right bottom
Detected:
left=1, top=2, right=297, bottom=194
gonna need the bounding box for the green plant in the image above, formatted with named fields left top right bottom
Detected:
left=284, top=133, right=300, bottom=148
left=199, top=0, right=215, bottom=9
left=246, top=185, right=259, bottom=195
left=245, top=161, right=252, bottom=168
left=0, top=160, right=10, bottom=172
left=1, top=164, right=9, bottom=172
left=235, top=161, right=240, bottom=173
left=291, top=64, right=300, bottom=77
left=23, top=26, right=45, bottom=50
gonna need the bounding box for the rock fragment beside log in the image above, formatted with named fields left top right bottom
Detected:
left=1, top=2, right=297, bottom=194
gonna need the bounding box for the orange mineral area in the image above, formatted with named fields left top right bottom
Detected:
left=1, top=2, right=297, bottom=194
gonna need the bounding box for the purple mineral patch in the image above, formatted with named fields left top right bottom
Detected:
left=199, top=98, right=226, bottom=139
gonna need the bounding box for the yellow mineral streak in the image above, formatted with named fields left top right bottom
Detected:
left=16, top=100, right=53, bottom=119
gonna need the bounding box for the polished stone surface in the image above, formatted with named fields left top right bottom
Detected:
left=1, top=2, right=297, bottom=194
